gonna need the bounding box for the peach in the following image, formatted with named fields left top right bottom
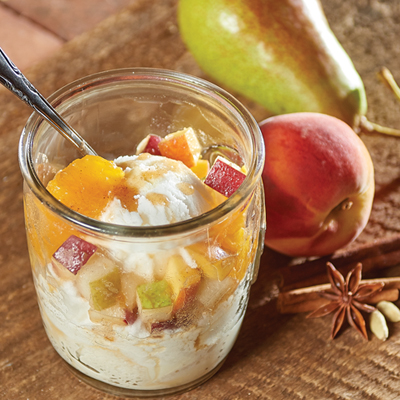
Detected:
left=164, top=255, right=201, bottom=313
left=136, top=134, right=162, bottom=156
left=259, top=112, right=374, bottom=257
left=158, top=127, right=201, bottom=168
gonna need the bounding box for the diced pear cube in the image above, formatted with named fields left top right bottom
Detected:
left=136, top=280, right=173, bottom=324
left=136, top=134, right=162, bottom=155
left=204, top=156, right=246, bottom=197
left=88, top=305, right=126, bottom=326
left=158, top=127, right=201, bottom=168
left=196, top=277, right=236, bottom=310
left=52, top=235, right=97, bottom=276
left=165, top=255, right=201, bottom=313
left=121, top=272, right=142, bottom=311
left=89, top=268, right=121, bottom=311
left=76, top=253, right=122, bottom=311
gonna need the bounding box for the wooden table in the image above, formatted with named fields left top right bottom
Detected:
left=2, top=0, right=400, bottom=398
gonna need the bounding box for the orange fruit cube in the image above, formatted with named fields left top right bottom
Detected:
left=190, top=159, right=210, bottom=180
left=47, top=155, right=124, bottom=219
left=158, top=127, right=201, bottom=168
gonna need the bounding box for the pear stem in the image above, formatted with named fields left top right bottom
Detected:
left=359, top=67, right=400, bottom=138
left=359, top=116, right=400, bottom=138
left=378, top=67, right=400, bottom=102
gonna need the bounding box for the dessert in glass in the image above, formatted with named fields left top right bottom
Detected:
left=18, top=68, right=266, bottom=397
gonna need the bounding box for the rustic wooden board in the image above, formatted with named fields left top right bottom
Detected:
left=1, top=0, right=400, bottom=399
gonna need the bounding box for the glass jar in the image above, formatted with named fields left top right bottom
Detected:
left=18, top=68, right=265, bottom=397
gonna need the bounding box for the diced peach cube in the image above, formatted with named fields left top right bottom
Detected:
left=165, top=255, right=202, bottom=313
left=46, top=155, right=125, bottom=219
left=52, top=235, right=97, bottom=276
left=158, top=127, right=201, bottom=168
left=187, top=244, right=236, bottom=281
left=136, top=134, right=162, bottom=156
left=204, top=156, right=246, bottom=198
left=228, top=236, right=253, bottom=282
left=190, top=159, right=210, bottom=180
left=212, top=209, right=247, bottom=255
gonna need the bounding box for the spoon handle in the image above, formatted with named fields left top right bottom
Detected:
left=0, top=47, right=97, bottom=156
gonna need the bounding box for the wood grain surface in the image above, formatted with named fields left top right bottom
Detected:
left=2, top=0, right=400, bottom=399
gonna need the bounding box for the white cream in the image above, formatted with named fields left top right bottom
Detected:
left=100, top=154, right=223, bottom=226
left=35, top=270, right=249, bottom=390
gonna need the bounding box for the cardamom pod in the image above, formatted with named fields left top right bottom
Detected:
left=370, top=310, right=389, bottom=341
left=377, top=301, right=400, bottom=322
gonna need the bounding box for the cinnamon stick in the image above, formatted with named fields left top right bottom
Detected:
left=277, top=278, right=400, bottom=314
left=274, top=233, right=400, bottom=291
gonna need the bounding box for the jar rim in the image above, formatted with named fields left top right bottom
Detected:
left=18, top=68, right=265, bottom=238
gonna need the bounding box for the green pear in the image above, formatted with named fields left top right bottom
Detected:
left=178, top=0, right=367, bottom=128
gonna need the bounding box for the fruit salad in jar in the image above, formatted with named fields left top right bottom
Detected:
left=24, top=126, right=264, bottom=393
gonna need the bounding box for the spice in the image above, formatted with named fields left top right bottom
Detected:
left=277, top=262, right=400, bottom=340
left=275, top=233, right=400, bottom=291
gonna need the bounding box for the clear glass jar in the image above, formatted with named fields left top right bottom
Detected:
left=18, top=68, right=265, bottom=397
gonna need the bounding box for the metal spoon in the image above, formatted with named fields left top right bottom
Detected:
left=0, top=47, right=97, bottom=156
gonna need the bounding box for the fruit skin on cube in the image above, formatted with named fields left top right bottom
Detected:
left=136, top=280, right=173, bottom=324
left=76, top=253, right=123, bottom=311
left=89, top=268, right=122, bottom=311
left=136, top=134, right=162, bottom=156
left=204, top=156, right=246, bottom=198
left=158, top=127, right=201, bottom=168
left=52, top=235, right=97, bottom=275
left=165, top=254, right=202, bottom=313
left=124, top=307, right=139, bottom=325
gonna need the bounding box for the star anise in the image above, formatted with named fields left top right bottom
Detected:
left=307, top=262, right=385, bottom=340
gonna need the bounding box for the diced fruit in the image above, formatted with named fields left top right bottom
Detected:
left=190, top=159, right=210, bottom=180
left=124, top=307, right=139, bottom=325
left=136, top=134, right=162, bottom=156
left=197, top=277, right=236, bottom=310
left=25, top=192, right=78, bottom=264
left=136, top=280, right=173, bottom=324
left=52, top=235, right=97, bottom=276
left=89, top=305, right=126, bottom=326
left=121, top=272, right=141, bottom=310
left=204, top=156, right=246, bottom=198
left=165, top=255, right=201, bottom=313
left=76, top=253, right=122, bottom=311
left=228, top=236, right=253, bottom=282
left=158, top=127, right=201, bottom=168
left=211, top=207, right=247, bottom=254
left=90, top=268, right=122, bottom=311
left=187, top=244, right=236, bottom=281
left=151, top=319, right=177, bottom=332
left=46, top=155, right=124, bottom=219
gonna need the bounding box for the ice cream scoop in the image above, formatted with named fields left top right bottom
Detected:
left=100, top=153, right=224, bottom=226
